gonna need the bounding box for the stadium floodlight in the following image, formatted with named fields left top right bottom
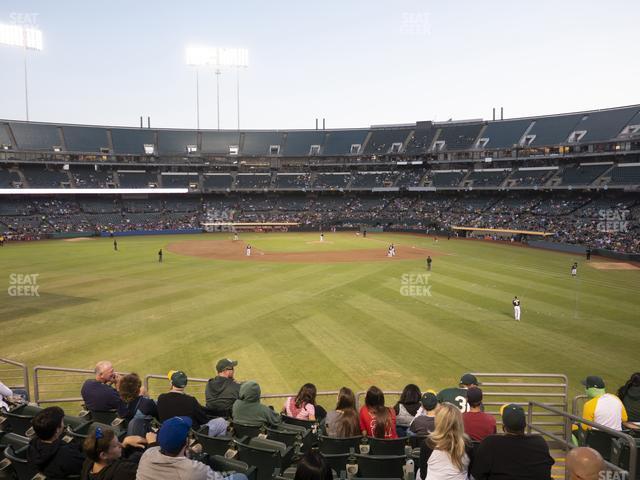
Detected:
left=185, top=46, right=249, bottom=130
left=0, top=23, right=43, bottom=121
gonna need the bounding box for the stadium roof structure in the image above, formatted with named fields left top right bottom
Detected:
left=0, top=104, right=639, bottom=158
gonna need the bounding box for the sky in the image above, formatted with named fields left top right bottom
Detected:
left=0, top=0, right=638, bottom=130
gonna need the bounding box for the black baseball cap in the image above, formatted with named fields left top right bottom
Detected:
left=216, top=358, right=238, bottom=373
left=460, top=373, right=479, bottom=386
left=466, top=387, right=483, bottom=405
left=421, top=392, right=438, bottom=410
left=502, top=404, right=526, bottom=431
left=581, top=376, right=605, bottom=389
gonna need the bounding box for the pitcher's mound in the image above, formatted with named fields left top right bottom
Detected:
left=167, top=240, right=441, bottom=263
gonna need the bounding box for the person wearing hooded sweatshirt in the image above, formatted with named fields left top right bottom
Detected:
left=27, top=406, right=85, bottom=478
left=618, top=372, right=640, bottom=425
left=205, top=358, right=241, bottom=418
left=579, top=376, right=628, bottom=431
left=232, top=381, right=282, bottom=427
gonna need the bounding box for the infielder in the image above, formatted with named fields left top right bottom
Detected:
left=246, top=244, right=252, bottom=256
left=513, top=296, right=521, bottom=321
left=571, top=262, right=577, bottom=277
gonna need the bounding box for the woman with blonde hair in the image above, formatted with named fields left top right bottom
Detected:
left=418, top=402, right=472, bottom=480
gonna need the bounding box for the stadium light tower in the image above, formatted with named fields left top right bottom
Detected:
left=0, top=23, right=43, bottom=121
left=186, top=46, right=249, bottom=130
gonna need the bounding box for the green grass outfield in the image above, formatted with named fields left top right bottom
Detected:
left=1, top=232, right=638, bottom=404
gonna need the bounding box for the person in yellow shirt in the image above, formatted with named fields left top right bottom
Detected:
left=580, top=376, right=628, bottom=431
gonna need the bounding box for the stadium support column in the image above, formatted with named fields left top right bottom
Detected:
left=236, top=66, right=240, bottom=130
left=23, top=44, right=29, bottom=121
left=216, top=69, right=221, bottom=131
left=196, top=67, right=201, bottom=130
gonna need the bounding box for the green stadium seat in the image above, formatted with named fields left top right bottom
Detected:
left=2, top=445, right=38, bottom=480
left=67, top=421, right=125, bottom=444
left=232, top=422, right=264, bottom=439
left=320, top=451, right=351, bottom=476
left=194, top=425, right=236, bottom=457
left=585, top=430, right=614, bottom=461
left=610, top=437, right=640, bottom=479
left=353, top=453, right=408, bottom=478
left=319, top=435, right=362, bottom=454
left=281, top=414, right=318, bottom=430
left=208, top=454, right=257, bottom=480
left=89, top=409, right=119, bottom=425
left=264, top=426, right=304, bottom=449
left=367, top=436, right=410, bottom=456
left=2, top=404, right=43, bottom=437
left=235, top=437, right=294, bottom=480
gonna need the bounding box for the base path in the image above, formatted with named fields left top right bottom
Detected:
left=167, top=239, right=442, bottom=263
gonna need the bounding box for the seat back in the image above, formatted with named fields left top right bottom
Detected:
left=586, top=430, right=614, bottom=461
left=3, top=405, right=43, bottom=436
left=319, top=435, right=362, bottom=454
left=235, top=440, right=283, bottom=480
left=265, top=426, right=302, bottom=448
left=281, top=415, right=317, bottom=430
left=232, top=422, right=264, bottom=440
left=368, top=437, right=410, bottom=456
left=194, top=426, right=236, bottom=457
left=354, top=454, right=407, bottom=478
left=89, top=410, right=118, bottom=425
left=321, top=452, right=351, bottom=476
left=610, top=437, right=640, bottom=476
left=209, top=454, right=257, bottom=480
left=3, top=445, right=39, bottom=480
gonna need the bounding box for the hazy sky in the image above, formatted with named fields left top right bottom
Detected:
left=1, top=0, right=638, bottom=130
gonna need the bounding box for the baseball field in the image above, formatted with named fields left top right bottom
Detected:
left=1, top=232, right=638, bottom=404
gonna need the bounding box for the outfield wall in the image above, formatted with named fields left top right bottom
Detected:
left=100, top=228, right=203, bottom=237
left=529, top=239, right=640, bottom=261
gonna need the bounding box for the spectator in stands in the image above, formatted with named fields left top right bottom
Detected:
left=471, top=404, right=554, bottom=480
left=0, top=380, right=13, bottom=410
left=283, top=383, right=317, bottom=421
left=27, top=406, right=85, bottom=478
left=81, top=426, right=150, bottom=479
left=205, top=358, right=241, bottom=418
left=393, top=383, right=422, bottom=437
left=462, top=388, right=496, bottom=441
left=359, top=386, right=397, bottom=439
left=137, top=416, right=245, bottom=480
left=157, top=370, right=228, bottom=436
left=294, top=449, right=332, bottom=480
left=566, top=447, right=604, bottom=480
left=81, top=361, right=126, bottom=414
left=232, top=380, right=282, bottom=427
left=417, top=402, right=471, bottom=480
left=617, top=372, right=640, bottom=425
left=410, top=391, right=439, bottom=436
left=324, top=387, right=359, bottom=437
left=579, top=376, right=629, bottom=431
left=437, top=373, right=479, bottom=412
left=118, top=373, right=158, bottom=436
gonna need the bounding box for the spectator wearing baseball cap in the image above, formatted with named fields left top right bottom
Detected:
left=437, top=373, right=479, bottom=413
left=579, top=376, right=629, bottom=431
left=471, top=404, right=554, bottom=479
left=137, top=416, right=247, bottom=480
left=157, top=371, right=228, bottom=437
left=462, top=388, right=496, bottom=441
left=409, top=391, right=439, bottom=436
left=205, top=358, right=241, bottom=418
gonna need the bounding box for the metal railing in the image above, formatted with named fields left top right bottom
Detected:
left=0, top=358, right=29, bottom=396
left=572, top=394, right=588, bottom=416
left=527, top=401, right=637, bottom=480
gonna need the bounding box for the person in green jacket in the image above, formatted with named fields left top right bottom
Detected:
left=231, top=381, right=282, bottom=427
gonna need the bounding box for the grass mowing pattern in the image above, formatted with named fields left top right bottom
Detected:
left=1, top=232, right=637, bottom=404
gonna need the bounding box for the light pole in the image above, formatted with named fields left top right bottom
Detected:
left=0, top=23, right=43, bottom=121
left=186, top=46, right=248, bottom=130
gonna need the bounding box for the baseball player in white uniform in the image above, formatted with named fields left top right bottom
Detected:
left=513, top=296, right=521, bottom=321
left=246, top=244, right=251, bottom=256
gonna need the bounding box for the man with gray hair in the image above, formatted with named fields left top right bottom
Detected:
left=567, top=447, right=605, bottom=480
left=80, top=360, right=125, bottom=413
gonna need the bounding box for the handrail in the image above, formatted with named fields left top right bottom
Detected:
left=0, top=358, right=29, bottom=397
left=572, top=394, right=588, bottom=416
left=33, top=365, right=127, bottom=405
left=527, top=401, right=636, bottom=480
